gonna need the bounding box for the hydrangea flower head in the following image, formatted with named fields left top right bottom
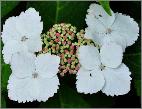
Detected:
left=41, top=23, right=94, bottom=76
left=1, top=8, right=43, bottom=64
left=85, top=3, right=139, bottom=51
left=76, top=45, right=131, bottom=96
left=8, top=52, right=60, bottom=102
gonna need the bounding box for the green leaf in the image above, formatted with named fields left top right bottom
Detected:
left=27, top=1, right=91, bottom=32
left=58, top=84, right=90, bottom=108
left=1, top=64, right=11, bottom=92
left=124, top=53, right=141, bottom=96
left=124, top=37, right=141, bottom=96
left=39, top=93, right=60, bottom=108
left=83, top=93, right=113, bottom=107
left=134, top=80, right=141, bottom=96
left=99, top=1, right=112, bottom=16
left=1, top=1, right=20, bottom=17
left=39, top=83, right=90, bottom=108
left=1, top=95, right=6, bottom=108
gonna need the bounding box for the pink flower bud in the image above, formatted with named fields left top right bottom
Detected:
left=64, top=50, right=69, bottom=54
left=62, top=41, right=66, bottom=45
left=67, top=58, right=71, bottom=64
left=55, top=38, right=60, bottom=43
left=67, top=41, right=71, bottom=45
left=70, top=50, right=74, bottom=55
left=55, top=33, right=60, bottom=37
left=75, top=64, right=80, bottom=71
left=71, top=45, right=74, bottom=50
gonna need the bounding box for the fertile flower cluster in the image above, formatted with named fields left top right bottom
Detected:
left=76, top=3, right=139, bottom=96
left=41, top=24, right=94, bottom=76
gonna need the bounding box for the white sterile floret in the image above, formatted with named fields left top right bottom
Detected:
left=76, top=45, right=131, bottom=96
left=7, top=52, right=60, bottom=103
left=100, top=42, right=123, bottom=68
left=1, top=8, right=43, bottom=64
left=78, top=45, right=101, bottom=70
left=85, top=3, right=139, bottom=51
left=76, top=67, right=105, bottom=94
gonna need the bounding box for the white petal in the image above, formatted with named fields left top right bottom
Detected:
left=26, top=36, right=42, bottom=52
left=76, top=67, right=105, bottom=94
left=85, top=14, right=106, bottom=34
left=11, top=52, right=35, bottom=78
left=78, top=45, right=101, bottom=70
left=86, top=3, right=115, bottom=32
left=2, top=40, right=27, bottom=64
left=101, top=63, right=132, bottom=96
left=1, top=17, right=20, bottom=44
left=16, top=8, right=43, bottom=37
left=100, top=42, right=123, bottom=68
left=112, top=13, right=139, bottom=47
left=37, top=76, right=59, bottom=102
left=84, top=27, right=105, bottom=46
left=103, top=33, right=127, bottom=52
left=35, top=53, right=60, bottom=78
left=7, top=74, right=34, bottom=103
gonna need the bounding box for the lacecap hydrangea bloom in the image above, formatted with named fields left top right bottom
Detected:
left=1, top=8, right=43, bottom=64
left=8, top=52, right=60, bottom=103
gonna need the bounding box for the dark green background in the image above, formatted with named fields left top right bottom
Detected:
left=1, top=1, right=141, bottom=108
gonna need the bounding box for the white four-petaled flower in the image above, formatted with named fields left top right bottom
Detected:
left=85, top=3, right=139, bottom=51
left=8, top=52, right=60, bottom=103
left=2, top=8, right=43, bottom=64
left=76, top=45, right=132, bottom=96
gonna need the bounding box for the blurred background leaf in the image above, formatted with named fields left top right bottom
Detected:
left=99, top=1, right=112, bottom=16
left=1, top=1, right=20, bottom=18
left=1, top=64, right=11, bottom=92
left=27, top=1, right=92, bottom=32
left=134, top=80, right=141, bottom=96
left=1, top=95, right=6, bottom=108
left=40, top=83, right=90, bottom=108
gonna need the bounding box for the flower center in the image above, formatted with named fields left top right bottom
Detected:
left=100, top=64, right=105, bottom=71
left=21, top=36, right=28, bottom=42
left=32, top=73, right=38, bottom=78
left=106, top=28, right=112, bottom=34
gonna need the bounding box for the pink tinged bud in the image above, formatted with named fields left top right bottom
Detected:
left=67, top=58, right=72, bottom=64
left=68, top=31, right=72, bottom=35
left=62, top=41, right=66, bottom=45
left=71, top=45, right=74, bottom=50
left=67, top=41, right=71, bottom=45
left=65, top=50, right=69, bottom=54
left=60, top=65, right=66, bottom=69
left=63, top=68, right=68, bottom=73
left=69, top=69, right=74, bottom=74
left=60, top=54, right=64, bottom=58
left=76, top=46, right=79, bottom=50
left=63, top=36, right=67, bottom=40
left=75, top=64, right=80, bottom=71
left=55, top=33, right=60, bottom=37
left=55, top=38, right=60, bottom=43
left=70, top=50, right=74, bottom=55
